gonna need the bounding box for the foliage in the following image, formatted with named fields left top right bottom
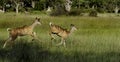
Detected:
left=89, top=9, right=98, bottom=17
left=68, top=9, right=83, bottom=16
left=0, top=0, right=120, bottom=13
left=50, top=6, right=66, bottom=16
left=34, top=0, right=46, bottom=10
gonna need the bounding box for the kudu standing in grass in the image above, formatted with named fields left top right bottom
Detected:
left=3, top=17, right=41, bottom=48
left=49, top=22, right=77, bottom=47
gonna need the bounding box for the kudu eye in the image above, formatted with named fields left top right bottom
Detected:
left=37, top=18, right=41, bottom=22
left=70, top=24, right=74, bottom=27
left=35, top=17, right=38, bottom=20
left=38, top=18, right=40, bottom=21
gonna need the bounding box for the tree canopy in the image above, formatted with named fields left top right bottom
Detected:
left=0, top=0, right=120, bottom=13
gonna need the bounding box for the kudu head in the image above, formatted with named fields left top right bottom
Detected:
left=70, top=24, right=77, bottom=33
left=35, top=17, right=42, bottom=25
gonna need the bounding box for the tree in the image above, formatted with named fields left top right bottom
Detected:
left=0, top=0, right=7, bottom=13
left=113, top=0, right=120, bottom=15
left=65, top=0, right=72, bottom=12
left=14, top=1, right=20, bottom=14
left=72, top=0, right=85, bottom=8
left=8, top=0, right=22, bottom=14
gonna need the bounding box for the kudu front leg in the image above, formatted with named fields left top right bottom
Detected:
left=31, top=32, right=40, bottom=41
left=49, top=32, right=56, bottom=40
left=56, top=38, right=66, bottom=47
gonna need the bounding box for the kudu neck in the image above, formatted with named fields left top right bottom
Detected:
left=31, top=21, right=38, bottom=29
left=70, top=27, right=76, bottom=34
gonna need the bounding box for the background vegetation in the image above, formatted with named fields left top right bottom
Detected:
left=0, top=0, right=120, bottom=16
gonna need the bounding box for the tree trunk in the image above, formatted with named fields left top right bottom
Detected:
left=14, top=1, right=20, bottom=14
left=47, top=6, right=51, bottom=12
left=78, top=0, right=80, bottom=8
left=16, top=4, right=19, bottom=14
left=2, top=4, right=5, bottom=13
left=32, top=1, right=35, bottom=8
left=65, top=0, right=72, bottom=12
left=92, top=5, right=95, bottom=9
left=44, top=4, right=46, bottom=10
left=2, top=7, right=5, bottom=13
left=114, top=5, right=119, bottom=15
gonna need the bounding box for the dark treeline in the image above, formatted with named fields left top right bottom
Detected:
left=0, top=0, right=120, bottom=16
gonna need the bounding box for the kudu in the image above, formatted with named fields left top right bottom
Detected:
left=49, top=22, right=77, bottom=47
left=3, top=17, right=41, bottom=48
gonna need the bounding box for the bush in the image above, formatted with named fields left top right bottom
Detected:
left=34, top=2, right=44, bottom=11
left=50, top=8, right=84, bottom=16
left=97, top=8, right=106, bottom=13
left=50, top=6, right=66, bottom=16
left=89, top=9, right=98, bottom=17
left=24, top=7, right=33, bottom=12
left=19, top=7, right=26, bottom=12
left=68, top=9, right=83, bottom=16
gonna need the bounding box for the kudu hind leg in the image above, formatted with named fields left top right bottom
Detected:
left=3, top=36, right=17, bottom=48
left=3, top=37, right=12, bottom=48
left=63, top=40, right=66, bottom=47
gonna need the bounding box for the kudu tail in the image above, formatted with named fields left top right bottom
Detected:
left=7, top=28, right=12, bottom=31
left=49, top=22, right=53, bottom=26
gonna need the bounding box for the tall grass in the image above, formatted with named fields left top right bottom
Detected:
left=0, top=13, right=120, bottom=62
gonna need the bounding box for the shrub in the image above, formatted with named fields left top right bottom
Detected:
left=68, top=9, right=83, bottom=16
left=50, top=8, right=84, bottom=16
left=50, top=6, right=66, bottom=16
left=19, top=7, right=26, bottom=12
left=34, top=2, right=44, bottom=11
left=25, top=7, right=33, bottom=12
left=97, top=8, right=106, bottom=13
left=89, top=9, right=98, bottom=17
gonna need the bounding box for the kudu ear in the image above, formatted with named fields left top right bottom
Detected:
left=35, top=17, right=38, bottom=20
left=38, top=18, right=40, bottom=22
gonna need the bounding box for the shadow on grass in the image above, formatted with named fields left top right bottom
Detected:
left=0, top=40, right=120, bottom=62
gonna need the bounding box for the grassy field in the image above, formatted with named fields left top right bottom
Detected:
left=0, top=13, right=120, bottom=62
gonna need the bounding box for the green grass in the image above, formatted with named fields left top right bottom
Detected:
left=0, top=12, right=120, bottom=62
